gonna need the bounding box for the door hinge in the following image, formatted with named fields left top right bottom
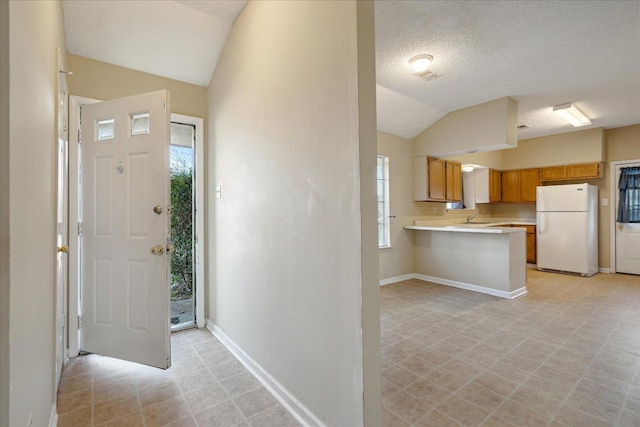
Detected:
left=78, top=222, right=83, bottom=236
left=78, top=315, right=81, bottom=329
left=78, top=128, right=81, bottom=144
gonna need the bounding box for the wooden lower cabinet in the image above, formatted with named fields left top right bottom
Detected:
left=526, top=233, right=536, bottom=263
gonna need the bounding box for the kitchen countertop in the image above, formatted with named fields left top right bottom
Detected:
left=405, top=217, right=535, bottom=234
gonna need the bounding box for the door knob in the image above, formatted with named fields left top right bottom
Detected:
left=617, top=223, right=624, bottom=230
left=151, top=245, right=164, bottom=255
left=153, top=205, right=163, bottom=214
left=57, top=245, right=69, bottom=253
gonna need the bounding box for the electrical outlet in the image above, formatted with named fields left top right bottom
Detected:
left=215, top=184, right=222, bottom=199
left=394, top=255, right=399, bottom=263
left=602, top=198, right=608, bottom=206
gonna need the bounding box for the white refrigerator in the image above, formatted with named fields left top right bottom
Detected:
left=536, top=183, right=598, bottom=276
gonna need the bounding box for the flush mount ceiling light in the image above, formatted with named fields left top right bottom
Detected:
left=462, top=165, right=475, bottom=173
left=409, top=54, right=434, bottom=73
left=553, top=103, right=591, bottom=127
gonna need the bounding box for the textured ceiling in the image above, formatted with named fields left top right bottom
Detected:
left=375, top=0, right=640, bottom=139
left=62, top=0, right=640, bottom=140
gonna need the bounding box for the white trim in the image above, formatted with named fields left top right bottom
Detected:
left=414, top=274, right=528, bottom=299
left=599, top=268, right=611, bottom=274
left=68, top=95, right=101, bottom=357
left=206, top=320, right=324, bottom=427
left=171, top=114, right=205, bottom=328
left=379, top=274, right=414, bottom=286
left=609, top=158, right=640, bottom=274
left=49, top=404, right=57, bottom=427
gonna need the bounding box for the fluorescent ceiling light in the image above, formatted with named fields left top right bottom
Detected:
left=409, top=54, right=433, bottom=73
left=553, top=103, right=591, bottom=127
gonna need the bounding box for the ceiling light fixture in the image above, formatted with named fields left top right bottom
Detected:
left=553, top=103, right=591, bottom=127
left=409, top=54, right=433, bottom=74
left=462, top=165, right=475, bottom=173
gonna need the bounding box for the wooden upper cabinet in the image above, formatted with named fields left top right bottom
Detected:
left=541, top=166, right=567, bottom=181
left=520, top=168, right=540, bottom=203
left=446, top=161, right=462, bottom=201
left=540, top=162, right=602, bottom=181
left=568, top=163, right=601, bottom=179
left=428, top=158, right=446, bottom=200
left=501, top=170, right=521, bottom=202
left=489, top=169, right=501, bottom=203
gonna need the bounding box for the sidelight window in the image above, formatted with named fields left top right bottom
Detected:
left=377, top=155, right=390, bottom=248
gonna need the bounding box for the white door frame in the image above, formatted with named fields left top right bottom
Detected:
left=609, top=158, right=640, bottom=274
left=68, top=95, right=205, bottom=358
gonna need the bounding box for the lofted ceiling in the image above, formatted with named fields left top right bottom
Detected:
left=62, top=0, right=640, bottom=141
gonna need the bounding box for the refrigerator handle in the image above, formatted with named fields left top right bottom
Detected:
left=538, top=213, right=544, bottom=234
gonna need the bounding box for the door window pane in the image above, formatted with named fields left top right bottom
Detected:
left=97, top=118, right=114, bottom=141
left=131, top=113, right=150, bottom=136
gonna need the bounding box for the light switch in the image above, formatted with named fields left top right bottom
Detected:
left=602, top=198, right=608, bottom=206
left=215, top=184, right=222, bottom=199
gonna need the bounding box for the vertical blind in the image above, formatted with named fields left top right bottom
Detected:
left=617, top=166, right=640, bottom=223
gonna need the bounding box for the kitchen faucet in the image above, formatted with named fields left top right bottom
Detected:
left=466, top=212, right=479, bottom=223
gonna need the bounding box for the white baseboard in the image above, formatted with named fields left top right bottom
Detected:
left=379, top=274, right=415, bottom=286
left=205, top=320, right=323, bottom=427
left=599, top=268, right=611, bottom=273
left=414, top=274, right=527, bottom=299
left=49, top=404, right=57, bottom=427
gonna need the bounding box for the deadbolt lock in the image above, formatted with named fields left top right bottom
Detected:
left=151, top=245, right=164, bottom=255
left=153, top=205, right=163, bottom=214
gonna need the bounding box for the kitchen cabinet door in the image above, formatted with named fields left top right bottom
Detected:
left=568, top=163, right=601, bottom=179
left=501, top=170, right=520, bottom=202
left=526, top=233, right=536, bottom=263
left=541, top=166, right=567, bottom=181
left=520, top=169, right=540, bottom=203
left=446, top=161, right=462, bottom=201
left=428, top=158, right=446, bottom=200
left=489, top=169, right=501, bottom=203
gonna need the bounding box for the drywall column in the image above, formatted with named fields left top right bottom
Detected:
left=207, top=0, right=380, bottom=425
left=3, top=1, right=67, bottom=426
left=0, top=1, right=10, bottom=425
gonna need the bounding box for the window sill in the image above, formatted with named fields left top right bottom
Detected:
left=379, top=245, right=393, bottom=250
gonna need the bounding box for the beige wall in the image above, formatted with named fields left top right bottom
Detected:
left=413, top=96, right=517, bottom=158
left=208, top=1, right=379, bottom=425
left=502, top=127, right=605, bottom=169
left=1, top=1, right=67, bottom=425
left=66, top=54, right=207, bottom=118
left=377, top=132, right=422, bottom=281
left=0, top=0, right=9, bottom=423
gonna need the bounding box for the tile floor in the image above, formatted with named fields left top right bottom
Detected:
left=56, top=328, right=300, bottom=427
left=380, top=270, right=640, bottom=427
left=58, top=270, right=640, bottom=426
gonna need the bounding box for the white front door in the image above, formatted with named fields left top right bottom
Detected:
left=615, top=163, right=640, bottom=275
left=55, top=50, right=69, bottom=389
left=80, top=90, right=171, bottom=369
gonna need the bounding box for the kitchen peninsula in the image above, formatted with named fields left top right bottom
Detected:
left=404, top=219, right=531, bottom=299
